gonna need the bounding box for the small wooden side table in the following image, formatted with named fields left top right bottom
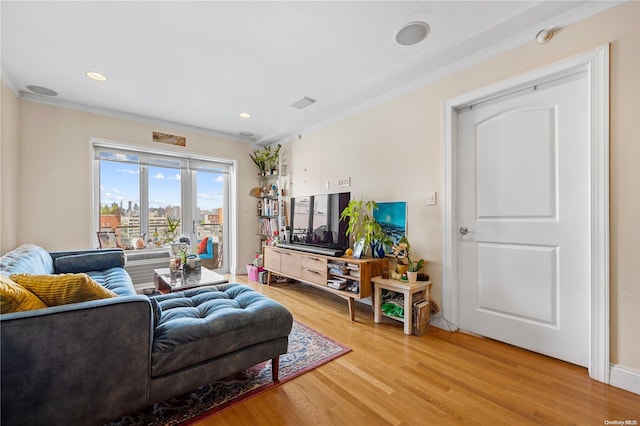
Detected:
left=372, top=277, right=432, bottom=335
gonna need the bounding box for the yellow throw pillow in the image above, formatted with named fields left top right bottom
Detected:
left=0, top=275, right=47, bottom=313
left=10, top=273, right=117, bottom=307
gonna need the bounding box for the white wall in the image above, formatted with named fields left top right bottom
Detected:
left=12, top=101, right=258, bottom=274
left=284, top=2, right=640, bottom=373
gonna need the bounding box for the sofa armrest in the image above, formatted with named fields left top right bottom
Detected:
left=1, top=296, right=153, bottom=425
left=50, top=248, right=126, bottom=273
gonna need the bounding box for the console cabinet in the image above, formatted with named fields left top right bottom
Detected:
left=263, top=245, right=386, bottom=321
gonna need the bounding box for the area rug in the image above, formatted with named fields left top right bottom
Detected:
left=108, top=321, right=350, bottom=426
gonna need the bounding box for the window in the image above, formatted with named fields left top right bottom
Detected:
left=93, top=143, right=232, bottom=272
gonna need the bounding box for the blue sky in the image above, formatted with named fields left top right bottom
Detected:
left=100, top=161, right=224, bottom=211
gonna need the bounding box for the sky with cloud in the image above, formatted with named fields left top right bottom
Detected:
left=100, top=161, right=224, bottom=212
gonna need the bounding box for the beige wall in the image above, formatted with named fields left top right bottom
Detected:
left=0, top=78, right=20, bottom=253
left=284, top=2, right=639, bottom=371
left=8, top=100, right=257, bottom=274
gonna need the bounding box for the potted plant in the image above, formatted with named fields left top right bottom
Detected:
left=264, top=144, right=281, bottom=175
left=340, top=199, right=391, bottom=258
left=249, top=149, right=267, bottom=176
left=163, top=216, right=181, bottom=244
left=249, top=144, right=281, bottom=176
left=391, top=235, right=424, bottom=282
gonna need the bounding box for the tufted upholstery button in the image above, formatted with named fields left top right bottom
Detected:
left=150, top=283, right=293, bottom=377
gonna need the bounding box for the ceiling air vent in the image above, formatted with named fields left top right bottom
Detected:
left=290, top=96, right=317, bottom=110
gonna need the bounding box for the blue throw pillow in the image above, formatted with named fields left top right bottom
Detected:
left=54, top=251, right=125, bottom=273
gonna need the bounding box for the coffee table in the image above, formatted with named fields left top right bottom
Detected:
left=154, top=266, right=228, bottom=294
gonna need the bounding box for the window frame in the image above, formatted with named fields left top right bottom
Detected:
left=92, top=139, right=234, bottom=272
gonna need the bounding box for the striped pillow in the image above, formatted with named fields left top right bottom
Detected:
left=10, top=273, right=117, bottom=307
left=0, top=275, right=47, bottom=313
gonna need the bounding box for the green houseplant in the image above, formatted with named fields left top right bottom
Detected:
left=340, top=200, right=391, bottom=258
left=163, top=216, right=181, bottom=243
left=249, top=149, right=267, bottom=176
left=392, top=235, right=424, bottom=281
left=249, top=144, right=281, bottom=176
left=264, top=144, right=281, bottom=175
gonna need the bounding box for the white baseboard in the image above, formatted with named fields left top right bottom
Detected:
left=610, top=364, right=640, bottom=395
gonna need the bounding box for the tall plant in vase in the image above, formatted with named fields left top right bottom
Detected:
left=264, top=144, right=281, bottom=175
left=340, top=200, right=391, bottom=258
left=249, top=149, right=267, bottom=176
left=249, top=144, right=281, bottom=176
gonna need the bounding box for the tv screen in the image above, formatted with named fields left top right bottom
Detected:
left=290, top=192, right=350, bottom=250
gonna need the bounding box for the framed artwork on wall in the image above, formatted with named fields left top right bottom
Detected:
left=373, top=201, right=407, bottom=244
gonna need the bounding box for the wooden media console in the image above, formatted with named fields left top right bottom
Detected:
left=262, top=245, right=386, bottom=321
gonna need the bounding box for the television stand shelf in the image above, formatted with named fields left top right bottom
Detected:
left=262, top=245, right=386, bottom=321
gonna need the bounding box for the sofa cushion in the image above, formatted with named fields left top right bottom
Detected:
left=0, top=275, right=47, bottom=313
left=54, top=251, right=125, bottom=273
left=0, top=244, right=54, bottom=276
left=86, top=267, right=137, bottom=297
left=196, top=237, right=209, bottom=255
left=151, top=283, right=293, bottom=377
left=10, top=273, right=117, bottom=306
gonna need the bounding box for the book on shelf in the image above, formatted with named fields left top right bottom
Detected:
left=259, top=198, right=281, bottom=217
left=346, top=264, right=360, bottom=278
left=259, top=217, right=279, bottom=237
left=413, top=300, right=430, bottom=336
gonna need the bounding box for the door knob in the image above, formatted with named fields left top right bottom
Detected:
left=459, top=226, right=472, bottom=235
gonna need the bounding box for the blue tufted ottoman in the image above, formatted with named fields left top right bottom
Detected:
left=147, top=283, right=293, bottom=403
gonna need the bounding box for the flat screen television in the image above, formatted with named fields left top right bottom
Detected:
left=287, top=192, right=351, bottom=253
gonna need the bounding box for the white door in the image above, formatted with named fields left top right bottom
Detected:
left=456, top=72, right=589, bottom=367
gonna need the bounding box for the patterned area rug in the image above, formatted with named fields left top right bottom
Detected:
left=108, top=321, right=350, bottom=426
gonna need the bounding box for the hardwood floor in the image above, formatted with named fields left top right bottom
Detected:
left=197, top=275, right=639, bottom=425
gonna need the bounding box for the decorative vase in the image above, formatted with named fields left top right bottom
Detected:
left=371, top=242, right=386, bottom=258
left=407, top=271, right=418, bottom=283
left=396, top=264, right=408, bottom=275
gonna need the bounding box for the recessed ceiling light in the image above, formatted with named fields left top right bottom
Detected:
left=239, top=112, right=251, bottom=119
left=239, top=131, right=254, bottom=137
left=86, top=71, right=107, bottom=81
left=395, top=21, right=430, bottom=46
left=26, top=85, right=57, bottom=96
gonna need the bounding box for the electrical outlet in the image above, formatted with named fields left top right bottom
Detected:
left=338, top=177, right=351, bottom=188
left=325, top=180, right=330, bottom=190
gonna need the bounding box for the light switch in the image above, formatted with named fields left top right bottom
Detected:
left=426, top=191, right=437, bottom=206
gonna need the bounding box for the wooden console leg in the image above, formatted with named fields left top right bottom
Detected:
left=272, top=356, right=280, bottom=382
left=266, top=270, right=272, bottom=286
left=347, top=297, right=355, bottom=322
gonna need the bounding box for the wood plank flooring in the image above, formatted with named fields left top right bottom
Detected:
left=196, top=275, right=639, bottom=425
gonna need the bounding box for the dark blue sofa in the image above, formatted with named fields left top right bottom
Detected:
left=0, top=244, right=293, bottom=426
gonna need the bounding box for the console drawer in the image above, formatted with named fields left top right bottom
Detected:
left=280, top=250, right=301, bottom=276
left=301, top=254, right=327, bottom=271
left=301, top=267, right=327, bottom=285
left=263, top=248, right=281, bottom=271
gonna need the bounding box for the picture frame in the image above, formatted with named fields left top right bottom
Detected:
left=97, top=231, right=118, bottom=249
left=373, top=201, right=407, bottom=245
left=352, top=238, right=365, bottom=259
